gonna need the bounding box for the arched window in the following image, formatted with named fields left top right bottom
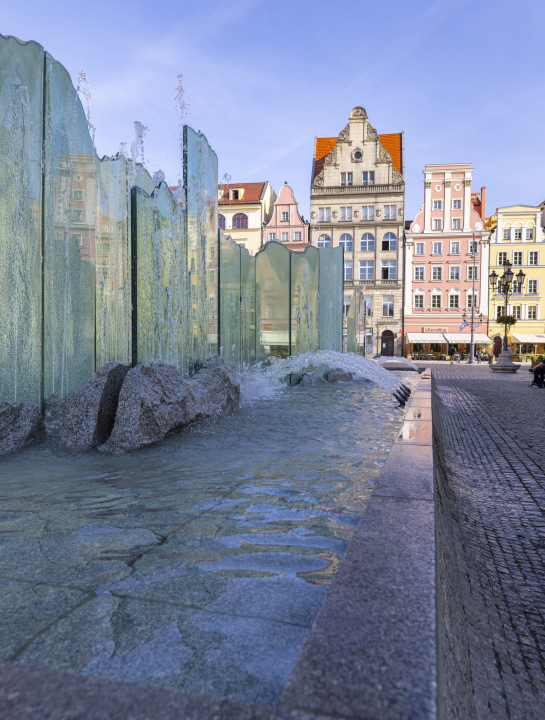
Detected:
left=317, top=234, right=332, bottom=248
left=382, top=232, right=397, bottom=251
left=339, top=233, right=353, bottom=251
left=233, top=213, right=248, bottom=229
left=360, top=233, right=375, bottom=251
left=218, top=214, right=225, bottom=230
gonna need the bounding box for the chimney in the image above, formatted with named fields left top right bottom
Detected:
left=480, top=186, right=486, bottom=220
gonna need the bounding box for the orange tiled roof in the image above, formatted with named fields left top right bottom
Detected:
left=313, top=131, right=403, bottom=180
left=218, top=182, right=265, bottom=205
left=379, top=133, right=402, bottom=175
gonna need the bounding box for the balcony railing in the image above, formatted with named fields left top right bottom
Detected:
left=311, top=184, right=403, bottom=196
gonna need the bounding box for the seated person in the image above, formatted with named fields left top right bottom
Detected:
left=531, top=361, right=545, bottom=387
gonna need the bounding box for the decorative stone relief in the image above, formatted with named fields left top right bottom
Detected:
left=324, top=146, right=337, bottom=166
left=398, top=207, right=403, bottom=217
left=354, top=210, right=359, bottom=218
left=366, top=123, right=378, bottom=141
left=464, top=179, right=471, bottom=186
left=378, top=145, right=392, bottom=163
left=313, top=169, right=324, bottom=187
left=350, top=106, right=367, bottom=119
left=392, top=168, right=404, bottom=185
left=454, top=184, right=461, bottom=190
left=445, top=180, right=451, bottom=188
left=310, top=211, right=316, bottom=219
left=375, top=208, right=381, bottom=218
left=425, top=182, right=432, bottom=189
left=435, top=185, right=441, bottom=192
left=338, top=124, right=350, bottom=142
left=332, top=210, right=338, bottom=219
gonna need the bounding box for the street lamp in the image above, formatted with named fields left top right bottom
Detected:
left=466, top=234, right=479, bottom=364
left=489, top=260, right=525, bottom=372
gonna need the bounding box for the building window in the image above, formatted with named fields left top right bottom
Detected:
left=415, top=242, right=424, bottom=255
left=341, top=172, right=353, bottom=186
left=512, top=306, right=521, bottom=319
left=281, top=211, right=289, bottom=221
left=498, top=251, right=508, bottom=265
left=233, top=213, right=248, bottom=229
left=360, top=233, right=375, bottom=251
left=452, top=199, right=461, bottom=209
left=469, top=241, right=478, bottom=254
left=467, top=294, right=476, bottom=308
left=433, top=219, right=442, bottom=230
left=359, top=261, right=375, bottom=280
left=318, top=207, right=331, bottom=222
left=468, top=266, right=478, bottom=281
left=73, top=189, right=84, bottom=200
left=344, top=261, right=353, bottom=280
left=497, top=306, right=505, bottom=318
left=281, top=232, right=289, bottom=242
left=230, top=189, right=240, bottom=200
left=432, top=242, right=442, bottom=254
left=294, top=231, right=302, bottom=242
left=340, top=207, right=353, bottom=221
left=433, top=200, right=442, bottom=210
left=317, top=234, right=332, bottom=248
left=362, top=171, right=375, bottom=186
left=514, top=228, right=522, bottom=239
left=383, top=205, right=396, bottom=220
left=452, top=218, right=461, bottom=229
left=414, top=267, right=424, bottom=281
left=414, top=295, right=424, bottom=308
left=72, top=209, right=83, bottom=221
left=450, top=266, right=460, bottom=281
left=71, top=233, right=83, bottom=247
left=527, top=228, right=535, bottom=240
left=361, top=205, right=374, bottom=220
left=269, top=233, right=276, bottom=241
left=503, top=228, right=511, bottom=240
left=381, top=261, right=397, bottom=280
left=382, top=233, right=397, bottom=251
left=382, top=295, right=394, bottom=317
left=267, top=302, right=275, bottom=319
left=218, top=214, right=226, bottom=229
left=528, top=280, right=538, bottom=294
left=450, top=241, right=460, bottom=254
left=513, top=251, right=523, bottom=265
left=432, top=294, right=442, bottom=309
left=449, top=295, right=459, bottom=309
left=432, top=267, right=442, bottom=281
left=529, top=306, right=537, bottom=319
left=339, top=233, right=353, bottom=251
left=529, top=251, right=538, bottom=265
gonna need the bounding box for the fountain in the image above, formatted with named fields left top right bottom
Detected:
left=0, top=33, right=421, bottom=709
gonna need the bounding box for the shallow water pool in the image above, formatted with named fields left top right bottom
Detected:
left=0, top=373, right=416, bottom=705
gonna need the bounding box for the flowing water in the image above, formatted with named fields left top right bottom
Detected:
left=0, top=371, right=418, bottom=705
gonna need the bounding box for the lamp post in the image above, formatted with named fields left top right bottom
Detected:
left=489, top=260, right=525, bottom=373
left=362, top=285, right=367, bottom=358
left=467, top=234, right=478, bottom=364
left=462, top=311, right=483, bottom=362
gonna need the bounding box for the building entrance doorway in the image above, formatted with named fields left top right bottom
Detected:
left=493, top=336, right=502, bottom=357
left=381, top=330, right=394, bottom=356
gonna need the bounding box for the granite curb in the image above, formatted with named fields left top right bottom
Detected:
left=0, top=372, right=437, bottom=720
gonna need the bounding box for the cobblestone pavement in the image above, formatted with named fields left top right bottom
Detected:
left=425, top=363, right=545, bottom=720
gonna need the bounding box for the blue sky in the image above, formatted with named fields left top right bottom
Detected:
left=3, top=0, right=545, bottom=219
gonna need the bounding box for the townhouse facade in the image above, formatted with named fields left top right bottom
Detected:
left=263, top=183, right=309, bottom=251
left=404, top=164, right=491, bottom=358
left=487, top=205, right=545, bottom=356
left=218, top=182, right=276, bottom=255
left=310, top=106, right=405, bottom=356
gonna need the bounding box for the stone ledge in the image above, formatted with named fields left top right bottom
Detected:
left=280, top=369, right=436, bottom=720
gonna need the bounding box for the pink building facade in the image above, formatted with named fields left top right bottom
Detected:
left=263, top=184, right=309, bottom=251
left=404, top=164, right=491, bottom=358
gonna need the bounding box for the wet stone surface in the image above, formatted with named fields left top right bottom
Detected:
left=427, top=364, right=545, bottom=720
left=0, top=375, right=416, bottom=705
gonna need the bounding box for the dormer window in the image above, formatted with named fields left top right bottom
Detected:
left=231, top=189, right=240, bottom=200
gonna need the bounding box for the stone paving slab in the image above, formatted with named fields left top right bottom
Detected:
left=424, top=363, right=545, bottom=720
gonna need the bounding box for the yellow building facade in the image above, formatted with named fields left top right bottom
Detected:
left=488, top=205, right=545, bottom=357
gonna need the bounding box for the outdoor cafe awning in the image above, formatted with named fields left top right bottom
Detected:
left=406, top=332, right=446, bottom=344
left=510, top=333, right=545, bottom=344
left=443, top=332, right=492, bottom=344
